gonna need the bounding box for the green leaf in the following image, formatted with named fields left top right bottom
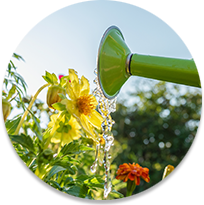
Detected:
left=47, top=180, right=62, bottom=190
left=59, top=141, right=94, bottom=157
left=56, top=122, right=64, bottom=133
left=51, top=73, right=58, bottom=83
left=64, top=186, right=81, bottom=197
left=42, top=75, right=53, bottom=84
left=109, top=189, right=124, bottom=198
left=5, top=116, right=21, bottom=135
left=54, top=160, right=76, bottom=175
left=46, top=165, right=66, bottom=180
left=58, top=93, right=67, bottom=100
left=42, top=71, right=58, bottom=85
left=9, top=134, right=35, bottom=153
left=64, top=177, right=74, bottom=185
left=63, top=124, right=71, bottom=133
left=80, top=145, right=95, bottom=152
left=6, top=84, right=16, bottom=100
left=79, top=184, right=89, bottom=198
left=64, top=184, right=92, bottom=199
left=59, top=141, right=81, bottom=156
left=42, top=128, right=51, bottom=141
left=25, top=105, right=42, bottom=141
left=88, top=177, right=104, bottom=189
left=52, top=102, right=66, bottom=111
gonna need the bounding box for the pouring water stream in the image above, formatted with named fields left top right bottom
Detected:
left=90, top=68, right=117, bottom=198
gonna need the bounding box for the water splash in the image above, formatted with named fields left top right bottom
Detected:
left=91, top=68, right=117, bottom=198
left=90, top=143, right=99, bottom=173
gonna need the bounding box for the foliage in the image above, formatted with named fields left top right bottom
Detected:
left=112, top=80, right=201, bottom=195
left=2, top=54, right=201, bottom=199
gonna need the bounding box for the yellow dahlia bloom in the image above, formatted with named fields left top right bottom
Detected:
left=61, top=69, right=103, bottom=142
left=48, top=112, right=81, bottom=146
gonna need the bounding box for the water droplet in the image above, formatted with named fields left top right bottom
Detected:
left=93, top=78, right=98, bottom=84
left=94, top=68, right=97, bottom=75
left=91, top=69, right=117, bottom=198
left=90, top=143, right=99, bottom=173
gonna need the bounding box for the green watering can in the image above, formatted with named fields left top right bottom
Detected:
left=97, top=26, right=201, bottom=99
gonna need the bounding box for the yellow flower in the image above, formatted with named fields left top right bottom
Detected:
left=48, top=112, right=81, bottom=146
left=61, top=69, right=103, bottom=142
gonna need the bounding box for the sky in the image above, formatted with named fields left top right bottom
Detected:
left=10, top=0, right=195, bottom=105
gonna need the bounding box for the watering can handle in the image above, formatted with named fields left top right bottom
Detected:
left=129, top=53, right=201, bottom=88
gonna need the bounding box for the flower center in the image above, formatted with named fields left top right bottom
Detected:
left=77, top=95, right=96, bottom=115
left=132, top=167, right=143, bottom=176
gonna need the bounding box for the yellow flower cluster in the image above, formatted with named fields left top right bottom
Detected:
left=47, top=69, right=103, bottom=146
left=48, top=114, right=81, bottom=146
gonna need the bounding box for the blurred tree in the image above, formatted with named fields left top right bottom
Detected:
left=112, top=80, right=201, bottom=195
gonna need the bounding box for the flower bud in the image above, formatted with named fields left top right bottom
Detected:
left=58, top=74, right=64, bottom=80
left=46, top=85, right=66, bottom=109
left=2, top=98, right=11, bottom=121
left=162, top=165, right=174, bottom=179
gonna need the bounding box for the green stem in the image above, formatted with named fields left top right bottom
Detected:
left=2, top=83, right=50, bottom=168
left=57, top=170, right=67, bottom=185
left=58, top=132, right=64, bottom=154
left=14, top=83, right=49, bottom=135
left=126, top=189, right=133, bottom=197
left=126, top=179, right=136, bottom=197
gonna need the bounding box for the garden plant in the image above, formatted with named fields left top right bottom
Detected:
left=2, top=54, right=201, bottom=199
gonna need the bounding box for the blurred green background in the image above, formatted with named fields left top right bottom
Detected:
left=110, top=79, right=201, bottom=195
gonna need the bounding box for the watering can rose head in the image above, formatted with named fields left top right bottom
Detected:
left=61, top=69, right=103, bottom=142
left=46, top=85, right=66, bottom=109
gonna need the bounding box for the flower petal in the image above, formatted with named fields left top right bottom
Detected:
left=69, top=116, right=81, bottom=130
left=79, top=114, right=97, bottom=141
left=66, top=81, right=77, bottom=100
left=69, top=69, right=79, bottom=83
left=66, top=69, right=81, bottom=99
left=116, top=174, right=126, bottom=181
left=87, top=110, right=103, bottom=129
left=61, top=133, right=73, bottom=146
left=80, top=75, right=90, bottom=96
left=61, top=99, right=80, bottom=117
left=135, top=176, right=140, bottom=185
left=128, top=172, right=135, bottom=181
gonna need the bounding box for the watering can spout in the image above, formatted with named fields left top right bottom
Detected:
left=97, top=26, right=201, bottom=99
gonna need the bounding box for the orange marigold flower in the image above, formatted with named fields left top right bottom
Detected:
left=116, top=163, right=150, bottom=185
